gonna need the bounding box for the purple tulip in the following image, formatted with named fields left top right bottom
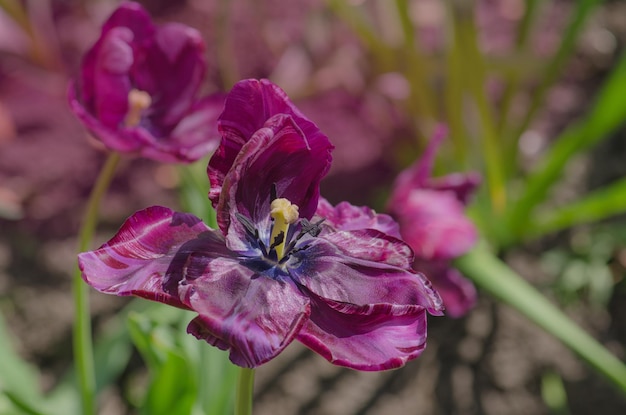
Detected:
left=79, top=79, right=443, bottom=370
left=316, top=197, right=401, bottom=238
left=388, top=126, right=481, bottom=318
left=68, top=1, right=223, bottom=163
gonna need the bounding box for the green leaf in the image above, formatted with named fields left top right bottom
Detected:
left=0, top=314, right=49, bottom=414
left=91, top=317, right=134, bottom=392
left=126, top=312, right=169, bottom=371
left=142, top=350, right=196, bottom=415
left=529, top=176, right=626, bottom=238
left=507, top=52, right=626, bottom=242
left=511, top=0, right=603, bottom=141
left=126, top=306, right=200, bottom=415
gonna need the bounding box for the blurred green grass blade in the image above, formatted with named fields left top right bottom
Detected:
left=512, top=0, right=602, bottom=141
left=0, top=314, right=49, bottom=413
left=392, top=0, right=438, bottom=123
left=394, top=0, right=415, bottom=48
left=327, top=0, right=436, bottom=123
left=514, top=0, right=540, bottom=50
left=497, top=0, right=541, bottom=136
left=127, top=311, right=166, bottom=370
left=443, top=4, right=469, bottom=167
left=507, top=52, right=626, bottom=241
left=455, top=242, right=626, bottom=395
left=326, top=0, right=390, bottom=60
left=43, top=304, right=140, bottom=415
left=450, top=1, right=507, bottom=213
left=528, top=177, right=626, bottom=239
left=42, top=383, right=80, bottom=415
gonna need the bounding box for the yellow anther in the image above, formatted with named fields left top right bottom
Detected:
left=270, top=198, right=299, bottom=260
left=124, top=89, right=152, bottom=127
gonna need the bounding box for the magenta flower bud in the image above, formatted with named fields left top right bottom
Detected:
left=388, top=125, right=481, bottom=317
left=68, top=1, right=223, bottom=163
left=79, top=79, right=444, bottom=370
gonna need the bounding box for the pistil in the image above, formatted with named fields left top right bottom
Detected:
left=270, top=198, right=299, bottom=260
left=124, top=89, right=152, bottom=127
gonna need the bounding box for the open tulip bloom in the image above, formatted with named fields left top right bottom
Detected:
left=68, top=1, right=223, bottom=163
left=79, top=79, right=444, bottom=370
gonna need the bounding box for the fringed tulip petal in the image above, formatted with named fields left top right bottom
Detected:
left=297, top=290, right=430, bottom=371
left=78, top=206, right=214, bottom=308
left=180, top=266, right=310, bottom=367
left=316, top=198, right=401, bottom=238
left=289, top=238, right=443, bottom=315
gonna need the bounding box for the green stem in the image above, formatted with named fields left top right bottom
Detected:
left=73, top=152, right=121, bottom=415
left=235, top=368, right=255, bottom=415
left=454, top=242, right=626, bottom=395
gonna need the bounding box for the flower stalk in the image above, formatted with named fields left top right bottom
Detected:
left=454, top=242, right=626, bottom=395
left=235, top=367, right=255, bottom=415
left=73, top=152, right=121, bottom=415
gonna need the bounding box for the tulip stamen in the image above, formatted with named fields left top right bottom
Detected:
left=270, top=198, right=299, bottom=260
left=124, top=89, right=152, bottom=127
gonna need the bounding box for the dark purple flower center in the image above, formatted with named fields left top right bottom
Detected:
left=235, top=197, right=324, bottom=279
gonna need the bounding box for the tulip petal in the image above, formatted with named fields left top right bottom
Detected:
left=91, top=27, right=134, bottom=130
left=316, top=198, right=401, bottom=238
left=217, top=114, right=332, bottom=247
left=139, top=93, right=224, bottom=163
left=394, top=189, right=478, bottom=261
left=134, top=23, right=206, bottom=132
left=179, top=263, right=311, bottom=367
left=209, top=79, right=332, bottom=206
left=289, top=238, right=443, bottom=315
left=78, top=206, right=215, bottom=308
left=79, top=2, right=155, bottom=110
left=388, top=124, right=481, bottom=208
left=100, top=2, right=155, bottom=43
left=297, top=290, right=430, bottom=371
left=319, top=228, right=414, bottom=269
left=418, top=260, right=477, bottom=318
